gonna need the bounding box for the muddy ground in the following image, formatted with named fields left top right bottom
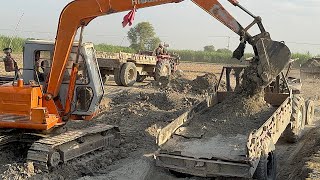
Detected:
left=0, top=57, right=320, bottom=180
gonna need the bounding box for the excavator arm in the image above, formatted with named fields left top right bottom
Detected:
left=46, top=0, right=249, bottom=99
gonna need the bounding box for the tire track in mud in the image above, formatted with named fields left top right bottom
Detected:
left=277, top=112, right=320, bottom=180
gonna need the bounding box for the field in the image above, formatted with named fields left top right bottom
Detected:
left=0, top=54, right=319, bottom=179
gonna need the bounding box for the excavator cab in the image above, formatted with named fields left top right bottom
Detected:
left=22, top=40, right=104, bottom=119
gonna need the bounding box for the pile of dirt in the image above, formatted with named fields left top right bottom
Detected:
left=301, top=58, right=320, bottom=79
left=0, top=144, right=36, bottom=180
left=301, top=58, right=320, bottom=69
left=178, top=65, right=273, bottom=138
left=0, top=162, right=35, bottom=180
left=180, top=91, right=274, bottom=138
left=149, top=73, right=225, bottom=95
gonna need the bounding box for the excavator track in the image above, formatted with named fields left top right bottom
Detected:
left=27, top=124, right=120, bottom=172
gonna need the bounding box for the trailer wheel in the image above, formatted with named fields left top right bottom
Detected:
left=284, top=95, right=306, bottom=143
left=154, top=60, right=171, bottom=81
left=253, top=151, right=276, bottom=180
left=120, top=62, right=137, bottom=87
left=114, top=67, right=123, bottom=86
left=136, top=74, right=147, bottom=82
left=306, top=100, right=315, bottom=125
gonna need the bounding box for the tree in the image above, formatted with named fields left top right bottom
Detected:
left=204, top=45, right=215, bottom=52
left=127, top=22, right=161, bottom=51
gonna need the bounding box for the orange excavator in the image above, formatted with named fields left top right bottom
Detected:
left=0, top=0, right=291, bottom=171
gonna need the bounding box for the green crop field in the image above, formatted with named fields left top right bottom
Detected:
left=0, top=35, right=313, bottom=67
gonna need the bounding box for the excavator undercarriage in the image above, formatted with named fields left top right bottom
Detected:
left=0, top=124, right=120, bottom=171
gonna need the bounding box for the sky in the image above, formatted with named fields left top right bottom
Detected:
left=1, top=0, right=320, bottom=55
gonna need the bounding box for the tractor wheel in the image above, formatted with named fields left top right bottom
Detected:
left=306, top=99, right=315, bottom=125
left=114, top=67, right=123, bottom=86
left=136, top=74, right=147, bottom=82
left=284, top=95, right=306, bottom=143
left=120, top=62, right=137, bottom=87
left=253, top=151, right=277, bottom=180
left=154, top=60, right=171, bottom=81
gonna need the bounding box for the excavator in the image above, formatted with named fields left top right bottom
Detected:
left=0, top=0, right=291, bottom=172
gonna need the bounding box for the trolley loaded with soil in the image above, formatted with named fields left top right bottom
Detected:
left=96, top=51, right=179, bottom=86
left=155, top=65, right=316, bottom=179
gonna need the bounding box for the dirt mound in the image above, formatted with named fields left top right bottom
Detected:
left=149, top=73, right=225, bottom=95
left=301, top=58, right=320, bottom=69
left=181, top=91, right=274, bottom=138
left=178, top=65, right=273, bottom=138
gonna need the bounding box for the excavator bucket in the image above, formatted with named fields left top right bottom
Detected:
left=255, top=39, right=291, bottom=86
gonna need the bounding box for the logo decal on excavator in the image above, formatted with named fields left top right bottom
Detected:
left=134, top=0, right=167, bottom=4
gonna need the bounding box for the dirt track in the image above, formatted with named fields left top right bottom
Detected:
left=0, top=60, right=319, bottom=180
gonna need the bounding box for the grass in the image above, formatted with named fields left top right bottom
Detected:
left=0, top=35, right=25, bottom=53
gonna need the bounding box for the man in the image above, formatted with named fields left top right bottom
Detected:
left=34, top=51, right=47, bottom=82
left=2, top=48, right=18, bottom=72
left=155, top=43, right=165, bottom=56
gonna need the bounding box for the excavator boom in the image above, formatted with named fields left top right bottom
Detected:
left=47, top=0, right=290, bottom=104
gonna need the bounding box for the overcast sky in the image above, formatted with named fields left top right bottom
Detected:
left=1, top=0, right=320, bottom=54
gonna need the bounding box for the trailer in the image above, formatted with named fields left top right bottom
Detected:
left=155, top=66, right=315, bottom=179
left=96, top=51, right=179, bottom=86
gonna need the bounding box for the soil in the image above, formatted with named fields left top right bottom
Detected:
left=301, top=58, right=320, bottom=69
left=175, top=61, right=273, bottom=139
left=149, top=72, right=226, bottom=95
left=181, top=93, right=275, bottom=138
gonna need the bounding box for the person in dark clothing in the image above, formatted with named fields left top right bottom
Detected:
left=155, top=43, right=165, bottom=56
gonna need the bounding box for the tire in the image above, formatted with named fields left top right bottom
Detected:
left=154, top=60, right=171, bottom=81
left=284, top=95, right=306, bottom=143
left=253, top=151, right=277, bottom=180
left=114, top=67, right=123, bottom=86
left=136, top=74, right=147, bottom=82
left=101, top=74, right=109, bottom=84
left=306, top=100, right=315, bottom=125
left=120, top=62, right=137, bottom=87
